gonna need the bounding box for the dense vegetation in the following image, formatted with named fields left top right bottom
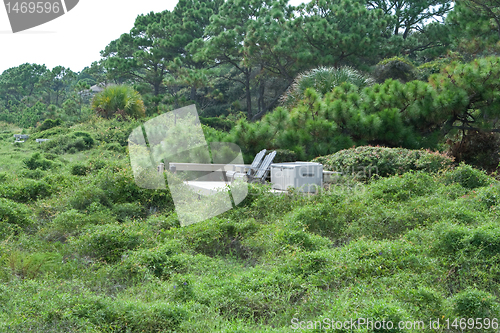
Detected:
left=2, top=0, right=500, bottom=330
left=0, top=118, right=491, bottom=331
left=0, top=119, right=500, bottom=331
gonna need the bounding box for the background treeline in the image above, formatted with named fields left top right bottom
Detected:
left=1, top=0, right=500, bottom=168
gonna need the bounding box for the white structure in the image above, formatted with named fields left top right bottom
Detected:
left=14, top=134, right=29, bottom=142
left=270, top=162, right=323, bottom=193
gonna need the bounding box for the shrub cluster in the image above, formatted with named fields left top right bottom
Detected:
left=41, top=131, right=94, bottom=154
left=0, top=178, right=52, bottom=203
left=69, top=223, right=146, bottom=263
left=313, top=145, right=454, bottom=179
left=35, top=118, right=62, bottom=132
left=23, top=152, right=56, bottom=171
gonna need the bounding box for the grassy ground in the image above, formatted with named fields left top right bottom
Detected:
left=0, top=119, right=499, bottom=332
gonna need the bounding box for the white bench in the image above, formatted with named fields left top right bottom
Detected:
left=14, top=134, right=29, bottom=142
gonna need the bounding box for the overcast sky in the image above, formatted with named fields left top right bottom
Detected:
left=0, top=0, right=307, bottom=75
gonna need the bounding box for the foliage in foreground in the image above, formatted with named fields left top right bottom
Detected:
left=0, top=117, right=499, bottom=332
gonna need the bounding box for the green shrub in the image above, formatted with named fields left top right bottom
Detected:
left=280, top=66, right=375, bottom=108
left=91, top=118, right=141, bottom=146
left=69, top=223, right=144, bottom=263
left=23, top=152, right=54, bottom=171
left=451, top=288, right=498, bottom=319
left=415, top=58, right=447, bottom=81
left=2, top=251, right=61, bottom=280
left=68, top=185, right=109, bottom=211
left=199, top=116, right=235, bottom=131
left=40, top=209, right=116, bottom=241
left=358, top=300, right=407, bottom=332
left=42, top=131, right=95, bottom=154
left=28, top=125, right=68, bottom=140
left=71, top=158, right=107, bottom=176
left=70, top=163, right=90, bottom=176
left=172, top=276, right=195, bottom=302
left=464, top=224, right=500, bottom=257
left=87, top=158, right=106, bottom=172
left=444, top=163, right=493, bottom=189
left=121, top=241, right=186, bottom=280
left=94, top=166, right=141, bottom=204
left=92, top=84, right=146, bottom=119
left=0, top=179, right=52, bottom=203
left=0, top=198, right=31, bottom=228
left=433, top=222, right=470, bottom=255
left=103, top=142, right=124, bottom=153
left=19, top=168, right=45, bottom=180
left=403, top=287, right=444, bottom=319
left=273, top=228, right=330, bottom=251
left=370, top=172, right=437, bottom=201
left=146, top=213, right=181, bottom=232
left=374, top=56, right=416, bottom=83
left=36, top=118, right=62, bottom=132
left=313, top=146, right=454, bottom=180
left=112, top=202, right=144, bottom=222
left=177, top=218, right=260, bottom=259
left=291, top=203, right=346, bottom=239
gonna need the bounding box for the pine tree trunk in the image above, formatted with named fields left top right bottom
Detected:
left=245, top=71, right=252, bottom=120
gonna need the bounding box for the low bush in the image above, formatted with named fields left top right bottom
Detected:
left=173, top=218, right=260, bottom=259
left=451, top=288, right=498, bottom=319
left=290, top=203, right=347, bottom=240
left=102, top=142, right=124, bottom=153
left=112, top=202, right=144, bottom=222
left=69, top=223, right=146, bottom=263
left=444, top=163, right=493, bottom=189
left=313, top=146, right=453, bottom=180
left=2, top=251, right=61, bottom=280
left=23, top=152, right=55, bottom=171
left=35, top=118, right=62, bottom=132
left=70, top=163, right=89, bottom=176
left=0, top=198, right=32, bottom=228
left=370, top=171, right=438, bottom=201
left=42, top=131, right=95, bottom=154
left=28, top=126, right=68, bottom=140
left=121, top=242, right=204, bottom=281
left=40, top=208, right=117, bottom=241
left=146, top=213, right=181, bottom=233
left=94, top=166, right=141, bottom=204
left=68, top=185, right=109, bottom=211
left=0, top=178, right=52, bottom=203
left=19, top=168, right=46, bottom=180
left=199, top=116, right=235, bottom=131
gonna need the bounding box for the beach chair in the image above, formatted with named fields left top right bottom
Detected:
left=247, top=151, right=276, bottom=184
left=245, top=149, right=267, bottom=178
left=227, top=149, right=267, bottom=182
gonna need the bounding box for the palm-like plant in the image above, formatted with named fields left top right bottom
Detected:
left=92, top=85, right=146, bottom=119
left=280, top=66, right=375, bottom=109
